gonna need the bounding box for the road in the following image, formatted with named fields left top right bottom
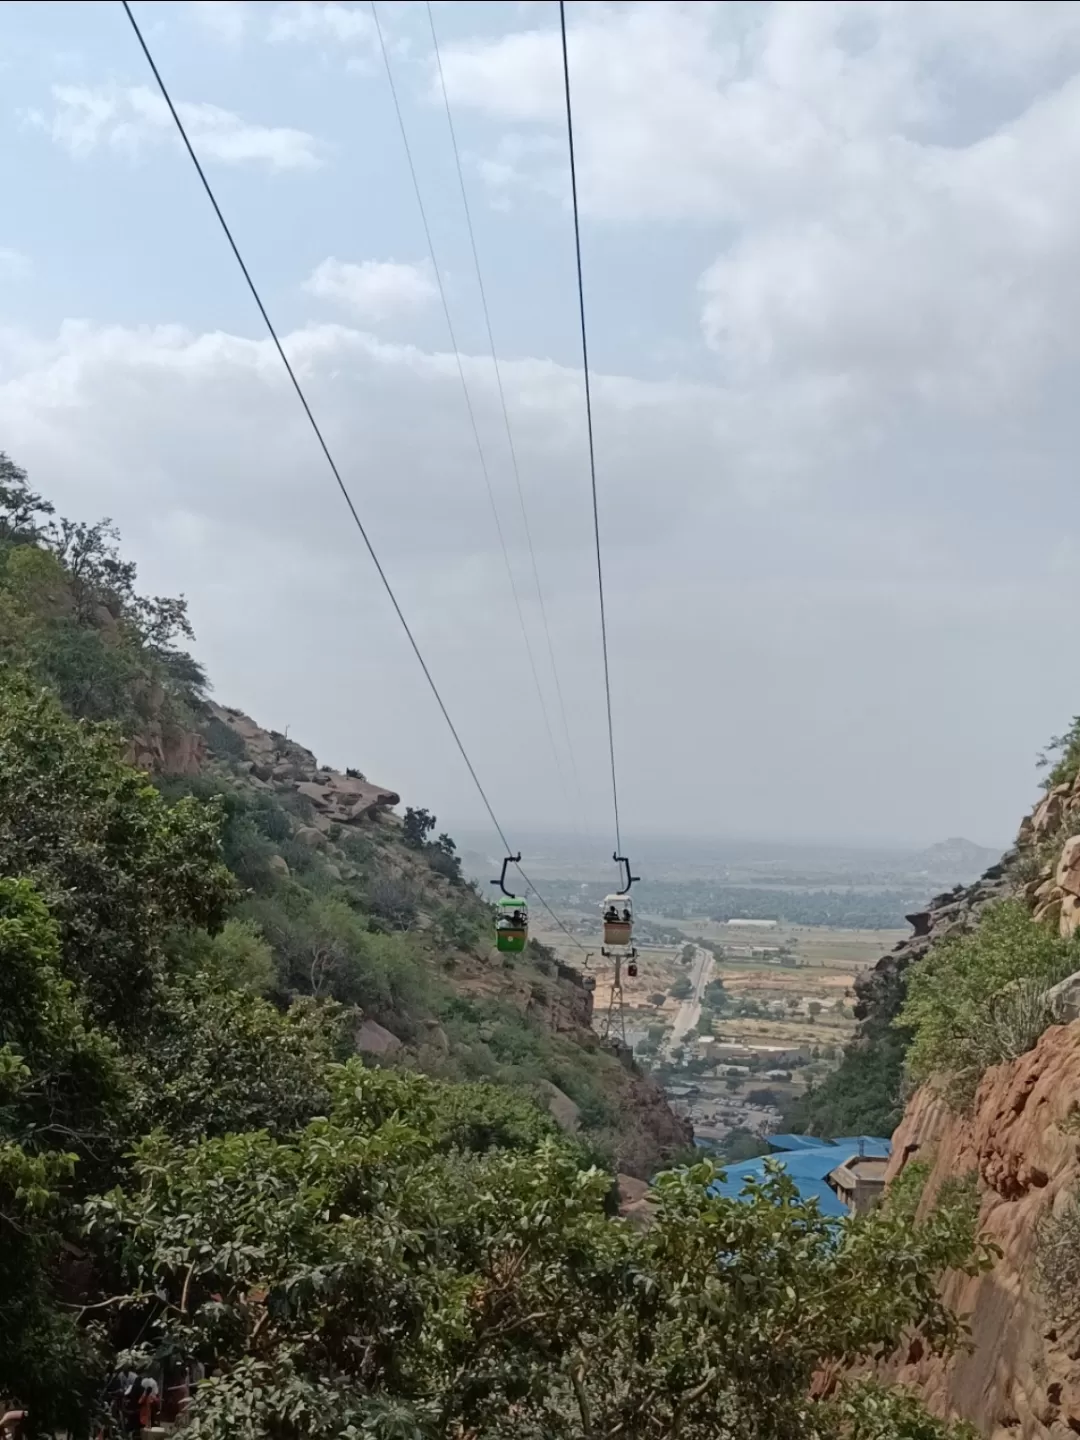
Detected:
left=665, top=945, right=715, bottom=1056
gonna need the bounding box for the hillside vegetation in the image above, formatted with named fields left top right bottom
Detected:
left=784, top=719, right=1080, bottom=1140
left=0, top=453, right=984, bottom=1437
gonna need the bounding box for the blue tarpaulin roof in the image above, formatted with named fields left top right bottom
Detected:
left=767, top=1133, right=829, bottom=1152
left=706, top=1134, right=891, bottom=1217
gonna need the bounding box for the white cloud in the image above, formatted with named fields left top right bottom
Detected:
left=34, top=84, right=323, bottom=171
left=436, top=2, right=1080, bottom=435
left=0, top=248, right=30, bottom=280
left=303, top=258, right=438, bottom=323
left=0, top=308, right=1076, bottom=843
left=189, top=2, right=249, bottom=43
left=437, top=2, right=1080, bottom=221
left=268, top=2, right=373, bottom=46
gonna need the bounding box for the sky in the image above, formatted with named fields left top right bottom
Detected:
left=1, top=0, right=1080, bottom=854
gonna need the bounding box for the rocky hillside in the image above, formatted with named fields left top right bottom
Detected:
left=782, top=752, right=1080, bottom=1139
left=192, top=699, right=691, bottom=1176
left=0, top=454, right=688, bottom=1179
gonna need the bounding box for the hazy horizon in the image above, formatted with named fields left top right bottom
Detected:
left=451, top=827, right=1010, bottom=870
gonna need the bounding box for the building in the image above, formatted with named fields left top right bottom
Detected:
left=707, top=1134, right=892, bottom=1218
left=827, top=1153, right=890, bottom=1214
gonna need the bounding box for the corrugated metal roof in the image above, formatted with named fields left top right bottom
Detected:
left=768, top=1133, right=829, bottom=1152
left=830, top=1136, right=891, bottom=1157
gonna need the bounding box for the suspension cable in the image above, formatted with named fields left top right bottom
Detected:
left=120, top=0, right=586, bottom=956
left=558, top=0, right=623, bottom=859
left=425, top=0, right=587, bottom=831
left=369, top=0, right=579, bottom=832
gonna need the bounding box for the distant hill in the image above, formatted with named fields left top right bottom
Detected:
left=909, top=836, right=1003, bottom=885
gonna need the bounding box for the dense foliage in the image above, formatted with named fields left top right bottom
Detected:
left=81, top=1077, right=989, bottom=1440
left=0, top=455, right=984, bottom=1437
left=782, top=1020, right=909, bottom=1140
left=898, top=901, right=1080, bottom=1105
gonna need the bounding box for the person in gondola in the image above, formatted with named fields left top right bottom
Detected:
left=604, top=904, right=620, bottom=924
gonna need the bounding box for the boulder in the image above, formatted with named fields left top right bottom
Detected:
left=295, top=826, right=328, bottom=849
left=539, top=1080, right=581, bottom=1134
left=1033, top=896, right=1063, bottom=930
left=1059, top=893, right=1080, bottom=941
left=422, top=1019, right=450, bottom=1053
left=906, top=911, right=933, bottom=938
left=1044, top=969, right=1080, bottom=1023
left=268, top=854, right=290, bottom=878
left=1055, top=834, right=1080, bottom=899
left=355, top=1019, right=403, bottom=1057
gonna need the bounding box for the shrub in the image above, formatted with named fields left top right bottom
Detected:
left=403, top=805, right=435, bottom=849
left=886, top=1160, right=932, bottom=1222
left=365, top=872, right=421, bottom=930
left=898, top=901, right=1080, bottom=1105
left=1035, top=1190, right=1080, bottom=1327
left=204, top=713, right=248, bottom=763
left=747, top=1087, right=781, bottom=1108
left=670, top=976, right=693, bottom=1000
left=1038, top=716, right=1080, bottom=791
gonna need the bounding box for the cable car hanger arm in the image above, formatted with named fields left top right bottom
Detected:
left=613, top=853, right=639, bottom=896
left=491, top=854, right=523, bottom=897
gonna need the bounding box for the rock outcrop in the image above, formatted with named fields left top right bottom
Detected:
left=882, top=1022, right=1080, bottom=1439
left=126, top=681, right=205, bottom=777
left=208, top=703, right=400, bottom=823
left=853, top=858, right=1015, bottom=1026
left=855, top=765, right=1080, bottom=1031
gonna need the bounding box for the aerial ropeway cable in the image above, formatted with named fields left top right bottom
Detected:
left=119, top=0, right=588, bottom=960
left=425, top=0, right=588, bottom=837
left=559, top=0, right=641, bottom=981
left=369, top=0, right=584, bottom=840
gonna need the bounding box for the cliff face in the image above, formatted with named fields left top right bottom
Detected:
left=883, top=1023, right=1080, bottom=1439
left=878, top=762, right=1080, bottom=1436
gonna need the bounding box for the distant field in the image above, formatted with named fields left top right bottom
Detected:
left=679, top=917, right=906, bottom=970
left=529, top=910, right=905, bottom=1130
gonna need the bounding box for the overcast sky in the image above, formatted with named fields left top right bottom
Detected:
left=2, top=0, right=1079, bottom=853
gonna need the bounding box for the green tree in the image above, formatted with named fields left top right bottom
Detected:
left=1038, top=715, right=1080, bottom=791
left=703, top=977, right=728, bottom=1009
left=0, top=674, right=235, bottom=1026
left=0, top=878, right=120, bottom=1422
left=403, top=806, right=436, bottom=849
left=84, top=1063, right=988, bottom=1440
left=130, top=979, right=350, bottom=1142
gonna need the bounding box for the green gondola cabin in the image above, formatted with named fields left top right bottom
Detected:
left=495, top=895, right=528, bottom=952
